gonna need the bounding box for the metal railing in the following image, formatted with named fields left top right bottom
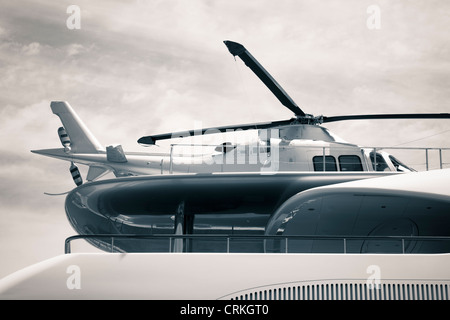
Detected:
left=369, top=146, right=450, bottom=171
left=64, top=234, right=450, bottom=254
left=166, top=143, right=450, bottom=173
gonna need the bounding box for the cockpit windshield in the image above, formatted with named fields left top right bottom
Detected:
left=389, top=155, right=416, bottom=172
left=369, top=152, right=415, bottom=172
left=370, top=152, right=390, bottom=172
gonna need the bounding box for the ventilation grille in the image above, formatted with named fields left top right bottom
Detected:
left=226, top=281, right=449, bottom=300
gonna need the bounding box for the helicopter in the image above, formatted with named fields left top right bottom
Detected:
left=32, top=40, right=450, bottom=186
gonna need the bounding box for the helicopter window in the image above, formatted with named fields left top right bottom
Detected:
left=313, top=156, right=337, bottom=171
left=389, top=155, right=415, bottom=172
left=338, top=155, right=363, bottom=171
left=370, top=152, right=390, bottom=171
left=259, top=145, right=270, bottom=153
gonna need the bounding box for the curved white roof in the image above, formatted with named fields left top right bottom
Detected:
left=315, top=168, right=450, bottom=199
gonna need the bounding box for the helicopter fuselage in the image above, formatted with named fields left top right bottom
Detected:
left=33, top=123, right=412, bottom=180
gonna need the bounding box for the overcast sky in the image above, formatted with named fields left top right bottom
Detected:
left=0, top=0, right=449, bottom=278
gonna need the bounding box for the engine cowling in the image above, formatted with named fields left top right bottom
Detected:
left=70, top=162, right=83, bottom=186
left=58, top=127, right=71, bottom=153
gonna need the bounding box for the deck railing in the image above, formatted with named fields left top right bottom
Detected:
left=369, top=146, right=450, bottom=171
left=166, top=143, right=450, bottom=173
left=64, top=234, right=450, bottom=255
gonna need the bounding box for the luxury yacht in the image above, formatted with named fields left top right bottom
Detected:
left=0, top=169, right=449, bottom=300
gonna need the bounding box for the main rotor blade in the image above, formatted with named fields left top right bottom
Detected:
left=224, top=40, right=305, bottom=117
left=137, top=119, right=294, bottom=145
left=322, top=113, right=450, bottom=123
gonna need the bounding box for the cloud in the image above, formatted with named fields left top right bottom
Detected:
left=21, top=42, right=41, bottom=55
left=0, top=24, right=7, bottom=38
left=65, top=43, right=86, bottom=56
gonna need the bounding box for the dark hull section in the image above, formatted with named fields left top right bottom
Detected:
left=65, top=172, right=389, bottom=252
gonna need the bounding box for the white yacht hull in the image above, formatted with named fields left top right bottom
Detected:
left=1, top=252, right=448, bottom=300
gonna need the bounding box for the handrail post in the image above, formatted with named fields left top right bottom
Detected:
left=402, top=238, right=405, bottom=254
left=373, top=147, right=377, bottom=171
left=65, top=239, right=71, bottom=254
left=227, top=237, right=230, bottom=253
left=169, top=145, right=174, bottom=174
left=439, top=148, right=443, bottom=169
left=343, top=238, right=347, bottom=254
left=285, top=237, right=288, bottom=253
left=323, top=147, right=326, bottom=172
left=425, top=148, right=429, bottom=171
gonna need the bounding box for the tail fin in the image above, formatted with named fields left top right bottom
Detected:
left=50, top=101, right=104, bottom=153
